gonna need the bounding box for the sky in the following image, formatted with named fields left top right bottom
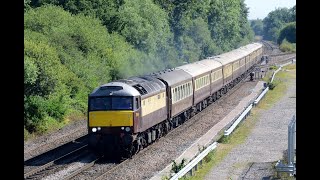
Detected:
left=245, top=0, right=296, bottom=20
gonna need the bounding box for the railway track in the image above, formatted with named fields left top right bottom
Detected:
left=24, top=133, right=126, bottom=180
left=55, top=155, right=102, bottom=180
left=24, top=125, right=87, bottom=161
left=259, top=40, right=295, bottom=76
left=88, top=159, right=127, bottom=180
left=24, top=135, right=88, bottom=179
left=261, top=40, right=273, bottom=55
left=258, top=55, right=296, bottom=69
left=261, top=40, right=279, bottom=53
left=24, top=145, right=90, bottom=179
left=269, top=52, right=295, bottom=57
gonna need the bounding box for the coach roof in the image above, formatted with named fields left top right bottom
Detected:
left=176, top=61, right=213, bottom=77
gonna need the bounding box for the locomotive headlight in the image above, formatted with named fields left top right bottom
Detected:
left=121, top=127, right=124, bottom=130
left=92, top=128, right=97, bottom=132
left=125, top=127, right=131, bottom=132
left=97, top=127, right=101, bottom=131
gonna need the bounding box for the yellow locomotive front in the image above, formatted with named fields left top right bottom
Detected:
left=89, top=97, right=134, bottom=129
left=88, top=82, right=141, bottom=157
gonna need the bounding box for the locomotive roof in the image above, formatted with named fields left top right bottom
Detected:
left=89, top=82, right=140, bottom=97
left=152, top=68, right=192, bottom=86
left=176, top=61, right=213, bottom=77
left=117, top=76, right=166, bottom=97
left=90, top=76, right=166, bottom=97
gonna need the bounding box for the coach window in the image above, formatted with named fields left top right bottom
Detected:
left=182, top=84, right=185, bottom=98
left=176, top=87, right=179, bottom=101
left=194, top=79, right=198, bottom=89
left=185, top=84, right=187, bottom=96
left=205, top=76, right=207, bottom=85
left=187, top=84, right=189, bottom=96
left=185, top=84, right=188, bottom=96
left=196, top=79, right=198, bottom=89
left=203, top=77, right=205, bottom=86
left=181, top=85, right=183, bottom=99
left=181, top=85, right=184, bottom=99
left=181, top=86, right=183, bottom=99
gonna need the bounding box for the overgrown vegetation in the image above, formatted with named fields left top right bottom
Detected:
left=184, top=65, right=295, bottom=180
left=24, top=0, right=255, bottom=138
left=280, top=39, right=296, bottom=52
left=171, top=159, right=186, bottom=173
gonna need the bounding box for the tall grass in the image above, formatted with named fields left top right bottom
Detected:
left=279, top=39, right=296, bottom=52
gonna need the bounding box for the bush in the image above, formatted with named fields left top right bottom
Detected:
left=171, top=159, right=186, bottom=173
left=279, top=39, right=296, bottom=52
left=36, top=116, right=66, bottom=135
left=24, top=127, right=32, bottom=140
left=268, top=82, right=277, bottom=90
left=204, top=150, right=215, bottom=163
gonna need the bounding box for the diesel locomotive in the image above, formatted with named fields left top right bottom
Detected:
left=88, top=42, right=263, bottom=157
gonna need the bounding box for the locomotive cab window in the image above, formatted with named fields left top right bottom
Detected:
left=89, top=96, right=133, bottom=111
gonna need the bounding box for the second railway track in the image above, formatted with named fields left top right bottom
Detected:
left=24, top=135, right=88, bottom=179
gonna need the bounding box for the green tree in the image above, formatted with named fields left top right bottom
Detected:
left=208, top=0, right=241, bottom=51
left=277, top=22, right=296, bottom=44
left=115, top=0, right=171, bottom=54
left=262, top=6, right=295, bottom=42
left=24, top=5, right=145, bottom=134
left=250, top=19, right=264, bottom=36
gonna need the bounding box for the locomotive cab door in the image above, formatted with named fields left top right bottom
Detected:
left=133, top=96, right=141, bottom=133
